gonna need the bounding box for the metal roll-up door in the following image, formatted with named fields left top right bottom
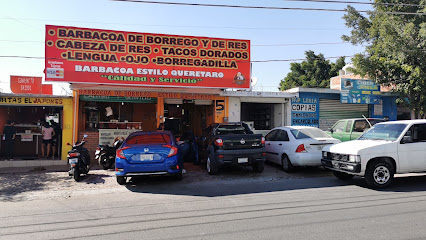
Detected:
left=319, top=99, right=369, bottom=130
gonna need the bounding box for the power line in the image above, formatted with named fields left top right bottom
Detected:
left=111, top=0, right=426, bottom=15
left=0, top=55, right=352, bottom=63
left=277, top=0, right=426, bottom=8
left=0, top=18, right=345, bottom=31
left=0, top=39, right=351, bottom=47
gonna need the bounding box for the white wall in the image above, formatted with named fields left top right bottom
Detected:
left=228, top=97, right=241, bottom=122
left=273, top=103, right=286, bottom=127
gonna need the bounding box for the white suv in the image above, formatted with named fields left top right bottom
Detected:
left=322, top=120, right=426, bottom=188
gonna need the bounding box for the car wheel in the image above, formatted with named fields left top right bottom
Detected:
left=365, top=160, right=394, bottom=189
left=282, top=155, right=296, bottom=173
left=116, top=176, right=127, bottom=185
left=252, top=161, right=265, bottom=173
left=207, top=155, right=219, bottom=175
left=332, top=170, right=354, bottom=180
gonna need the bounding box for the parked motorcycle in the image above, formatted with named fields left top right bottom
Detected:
left=67, top=134, right=91, bottom=181
left=95, top=138, right=123, bottom=170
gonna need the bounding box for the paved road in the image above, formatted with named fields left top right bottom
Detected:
left=1, top=164, right=426, bottom=240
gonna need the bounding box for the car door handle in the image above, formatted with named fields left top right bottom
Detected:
left=279, top=143, right=282, bottom=146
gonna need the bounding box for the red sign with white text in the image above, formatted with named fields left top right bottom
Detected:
left=10, top=76, right=42, bottom=94
left=45, top=25, right=250, bottom=89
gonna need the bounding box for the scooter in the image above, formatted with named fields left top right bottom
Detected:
left=67, top=134, right=91, bottom=181
left=95, top=138, right=123, bottom=170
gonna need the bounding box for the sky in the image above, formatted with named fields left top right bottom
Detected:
left=0, top=0, right=371, bottom=94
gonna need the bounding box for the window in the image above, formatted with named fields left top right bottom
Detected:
left=331, top=121, right=346, bottom=133
left=265, top=130, right=278, bottom=141
left=353, top=120, right=368, bottom=132
left=126, top=133, right=171, bottom=145
left=413, top=124, right=426, bottom=142
left=275, top=130, right=289, bottom=141
left=291, top=128, right=331, bottom=139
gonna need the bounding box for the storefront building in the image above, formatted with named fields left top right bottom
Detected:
left=0, top=93, right=73, bottom=160
left=285, top=87, right=397, bottom=130
left=71, top=86, right=227, bottom=155
left=222, top=91, right=298, bottom=135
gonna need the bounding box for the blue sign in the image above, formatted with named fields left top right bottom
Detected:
left=340, top=78, right=381, bottom=104
left=291, top=94, right=319, bottom=127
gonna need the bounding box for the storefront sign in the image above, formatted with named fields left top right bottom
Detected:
left=340, top=78, right=381, bottom=104
left=45, top=25, right=251, bottom=89
left=0, top=97, right=64, bottom=105
left=77, top=89, right=214, bottom=100
left=80, top=95, right=157, bottom=103
left=20, top=134, right=33, bottom=142
left=98, top=129, right=139, bottom=146
left=42, top=84, right=53, bottom=95
left=291, top=95, right=319, bottom=127
left=10, top=76, right=42, bottom=94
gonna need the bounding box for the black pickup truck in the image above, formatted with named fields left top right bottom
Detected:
left=199, top=122, right=266, bottom=175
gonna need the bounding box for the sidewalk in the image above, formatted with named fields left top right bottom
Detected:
left=0, top=158, right=68, bottom=173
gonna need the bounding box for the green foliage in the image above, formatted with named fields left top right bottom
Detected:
left=279, top=51, right=346, bottom=91
left=342, top=0, right=426, bottom=117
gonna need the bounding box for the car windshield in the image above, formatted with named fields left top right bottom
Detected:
left=358, top=123, right=407, bottom=141
left=126, top=133, right=171, bottom=145
left=290, top=128, right=331, bottom=139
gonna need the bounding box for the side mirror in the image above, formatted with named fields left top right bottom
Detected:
left=83, top=134, right=88, bottom=138
left=328, top=128, right=334, bottom=134
left=67, top=143, right=71, bottom=146
left=401, top=136, right=413, bottom=144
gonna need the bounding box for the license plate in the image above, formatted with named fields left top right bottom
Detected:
left=69, top=158, right=78, bottom=164
left=238, top=157, right=248, bottom=163
left=140, top=154, right=154, bottom=161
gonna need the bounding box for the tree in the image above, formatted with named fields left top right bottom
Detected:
left=279, top=50, right=346, bottom=91
left=342, top=1, right=426, bottom=118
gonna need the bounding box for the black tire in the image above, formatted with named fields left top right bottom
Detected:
left=73, top=167, right=80, bottom=182
left=207, top=155, right=219, bottom=175
left=332, top=170, right=354, bottom=180
left=173, top=170, right=183, bottom=180
left=116, top=176, right=126, bottom=185
left=253, top=161, right=265, bottom=173
left=99, top=156, right=111, bottom=170
left=282, top=155, right=296, bottom=173
left=365, top=160, right=394, bottom=189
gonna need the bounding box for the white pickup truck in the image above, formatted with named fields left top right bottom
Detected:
left=322, top=120, right=426, bottom=188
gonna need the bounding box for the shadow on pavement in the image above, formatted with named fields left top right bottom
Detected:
left=0, top=169, right=70, bottom=201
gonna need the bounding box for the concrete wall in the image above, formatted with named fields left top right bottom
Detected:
left=228, top=97, right=241, bottom=122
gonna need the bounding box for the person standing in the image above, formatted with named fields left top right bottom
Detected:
left=50, top=120, right=61, bottom=158
left=41, top=122, right=55, bottom=158
left=3, top=120, right=16, bottom=161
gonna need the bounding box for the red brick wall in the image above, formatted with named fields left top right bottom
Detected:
left=78, top=131, right=99, bottom=162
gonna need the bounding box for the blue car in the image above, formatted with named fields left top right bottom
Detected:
left=115, top=131, right=183, bottom=185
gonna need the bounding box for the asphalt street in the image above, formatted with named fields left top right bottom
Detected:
left=1, top=163, right=426, bottom=240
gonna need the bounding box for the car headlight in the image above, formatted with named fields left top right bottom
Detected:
left=348, top=155, right=361, bottom=163
left=322, top=151, right=328, bottom=158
